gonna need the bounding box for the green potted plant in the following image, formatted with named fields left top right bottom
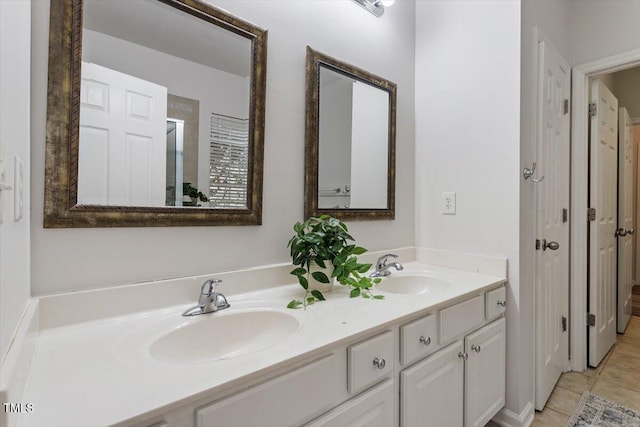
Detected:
left=183, top=182, right=209, bottom=206
left=287, top=215, right=383, bottom=309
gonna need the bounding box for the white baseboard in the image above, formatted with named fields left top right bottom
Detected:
left=492, top=401, right=535, bottom=427
left=0, top=300, right=39, bottom=427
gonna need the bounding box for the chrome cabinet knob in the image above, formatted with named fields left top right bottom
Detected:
left=458, top=352, right=468, bottom=361
left=542, top=239, right=559, bottom=251
left=471, top=345, right=481, bottom=353
left=497, top=300, right=506, bottom=307
left=419, top=336, right=431, bottom=346
left=373, top=357, right=386, bottom=370
left=627, top=228, right=635, bottom=235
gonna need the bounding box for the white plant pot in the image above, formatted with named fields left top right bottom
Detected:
left=308, top=262, right=335, bottom=293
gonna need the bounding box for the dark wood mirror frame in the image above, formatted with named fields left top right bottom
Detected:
left=304, top=47, right=396, bottom=221
left=44, top=0, right=267, bottom=227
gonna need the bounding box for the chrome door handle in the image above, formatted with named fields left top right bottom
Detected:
left=627, top=228, right=635, bottom=235
left=542, top=239, right=559, bottom=251
left=615, top=228, right=628, bottom=237
left=419, top=336, right=431, bottom=346
left=497, top=300, right=506, bottom=307
left=523, top=162, right=545, bottom=183
left=471, top=345, right=481, bottom=353
left=458, top=352, right=468, bottom=361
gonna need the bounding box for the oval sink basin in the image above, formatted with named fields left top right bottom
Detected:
left=377, top=274, right=451, bottom=295
left=149, top=310, right=299, bottom=364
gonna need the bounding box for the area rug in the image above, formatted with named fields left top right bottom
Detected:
left=567, top=391, right=640, bottom=426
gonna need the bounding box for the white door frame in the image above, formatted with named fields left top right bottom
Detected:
left=570, top=48, right=640, bottom=371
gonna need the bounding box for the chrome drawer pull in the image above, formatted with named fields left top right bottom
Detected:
left=497, top=300, right=506, bottom=307
left=419, top=336, right=431, bottom=346
left=471, top=345, right=481, bottom=353
left=372, top=357, right=386, bottom=369
left=458, top=352, right=468, bottom=361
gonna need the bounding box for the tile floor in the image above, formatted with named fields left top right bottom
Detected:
left=532, top=315, right=640, bottom=426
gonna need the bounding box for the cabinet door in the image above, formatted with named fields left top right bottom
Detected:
left=464, top=317, right=506, bottom=427
left=305, top=379, right=395, bottom=427
left=400, top=341, right=464, bottom=427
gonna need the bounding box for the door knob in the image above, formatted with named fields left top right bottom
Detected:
left=542, top=239, right=559, bottom=251
left=615, top=228, right=628, bottom=237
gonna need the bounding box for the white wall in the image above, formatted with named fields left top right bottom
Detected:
left=0, top=0, right=31, bottom=360
left=30, top=0, right=416, bottom=295
left=414, top=0, right=525, bottom=419
left=318, top=75, right=353, bottom=203
left=520, top=0, right=572, bottom=416
left=571, top=0, right=640, bottom=66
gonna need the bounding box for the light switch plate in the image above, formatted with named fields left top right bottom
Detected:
left=442, top=192, right=456, bottom=215
left=14, top=155, right=23, bottom=221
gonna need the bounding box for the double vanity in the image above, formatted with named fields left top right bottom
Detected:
left=17, top=252, right=507, bottom=427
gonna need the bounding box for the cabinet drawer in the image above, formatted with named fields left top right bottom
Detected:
left=304, top=379, right=394, bottom=427
left=348, top=331, right=394, bottom=394
left=196, top=355, right=339, bottom=427
left=439, top=295, right=484, bottom=343
left=486, top=287, right=506, bottom=319
left=401, top=313, right=437, bottom=365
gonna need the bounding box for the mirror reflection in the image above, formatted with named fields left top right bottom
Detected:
left=305, top=47, right=396, bottom=221
left=79, top=0, right=251, bottom=208
left=318, top=66, right=390, bottom=209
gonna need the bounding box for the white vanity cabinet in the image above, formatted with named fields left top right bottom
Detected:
left=399, top=317, right=506, bottom=427
left=129, top=284, right=506, bottom=427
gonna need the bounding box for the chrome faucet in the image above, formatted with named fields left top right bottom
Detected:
left=370, top=254, right=404, bottom=278
left=182, top=279, right=230, bottom=316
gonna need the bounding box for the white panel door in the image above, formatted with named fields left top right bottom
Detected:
left=617, top=107, right=634, bottom=333
left=350, top=81, right=389, bottom=209
left=534, top=37, right=570, bottom=410
left=78, top=62, right=167, bottom=206
left=589, top=79, right=618, bottom=367
left=400, top=341, right=464, bottom=427
left=464, top=318, right=506, bottom=427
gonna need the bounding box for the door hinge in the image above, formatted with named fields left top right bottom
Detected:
left=588, top=208, right=596, bottom=221
left=589, top=102, right=597, bottom=117
left=563, top=208, right=568, bottom=223
left=562, top=316, right=567, bottom=332
left=536, top=239, right=541, bottom=250
left=587, top=313, right=596, bottom=327
left=564, top=99, right=569, bottom=115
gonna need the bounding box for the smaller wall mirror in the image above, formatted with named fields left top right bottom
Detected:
left=305, top=47, right=396, bottom=220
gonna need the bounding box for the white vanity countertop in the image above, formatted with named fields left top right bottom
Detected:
left=19, top=262, right=506, bottom=427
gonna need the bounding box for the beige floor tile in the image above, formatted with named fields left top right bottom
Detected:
left=556, top=371, right=593, bottom=394
left=532, top=408, right=570, bottom=427
left=599, top=364, right=640, bottom=393
left=618, top=331, right=640, bottom=345
left=612, top=340, right=640, bottom=361
left=606, top=348, right=640, bottom=372
left=591, top=377, right=640, bottom=413
left=545, top=386, right=582, bottom=416
left=581, top=366, right=600, bottom=379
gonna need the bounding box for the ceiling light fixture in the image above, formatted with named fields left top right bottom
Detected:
left=352, top=0, right=394, bottom=18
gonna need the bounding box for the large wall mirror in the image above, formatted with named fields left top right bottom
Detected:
left=305, top=47, right=396, bottom=220
left=44, top=0, right=267, bottom=227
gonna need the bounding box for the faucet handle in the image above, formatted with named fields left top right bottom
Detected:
left=376, top=253, right=398, bottom=268
left=201, top=279, right=222, bottom=295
